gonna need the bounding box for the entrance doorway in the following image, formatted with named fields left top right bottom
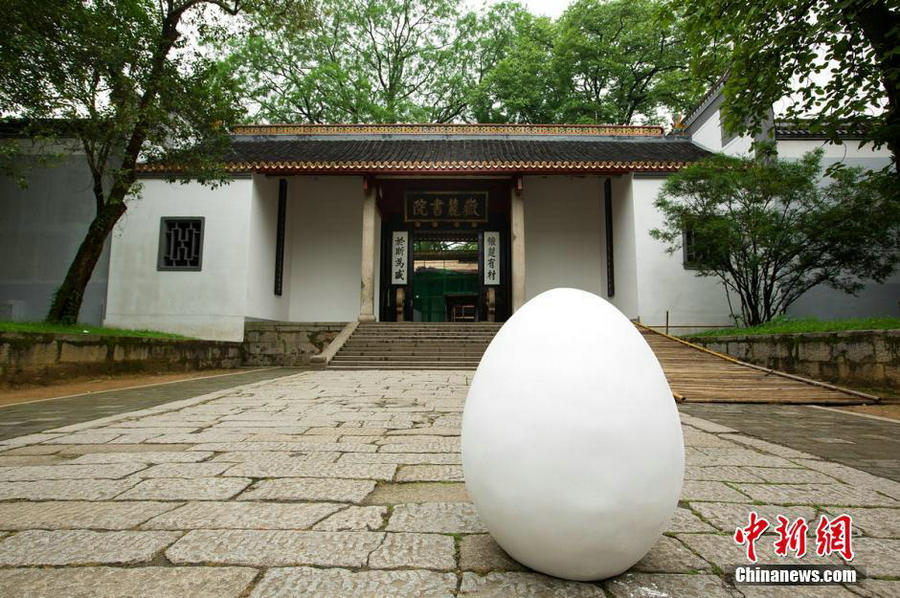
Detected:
left=412, top=234, right=479, bottom=322
left=377, top=178, right=512, bottom=323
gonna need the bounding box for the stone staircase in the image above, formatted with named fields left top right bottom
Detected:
left=327, top=322, right=503, bottom=370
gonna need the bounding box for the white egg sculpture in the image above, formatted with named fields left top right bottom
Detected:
left=462, top=288, right=684, bottom=581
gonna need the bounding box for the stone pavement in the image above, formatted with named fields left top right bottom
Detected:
left=681, top=403, right=900, bottom=483
left=0, top=370, right=897, bottom=597
left=0, top=368, right=300, bottom=442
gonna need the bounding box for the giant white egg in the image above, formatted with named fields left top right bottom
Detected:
left=461, top=288, right=684, bottom=581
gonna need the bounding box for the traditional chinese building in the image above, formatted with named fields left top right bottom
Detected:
left=1, top=104, right=896, bottom=341
left=106, top=122, right=711, bottom=340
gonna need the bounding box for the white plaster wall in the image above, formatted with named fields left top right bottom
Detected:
left=105, top=177, right=252, bottom=341
left=630, top=176, right=735, bottom=329
left=245, top=175, right=292, bottom=321
left=608, top=175, right=639, bottom=319
left=287, top=176, right=365, bottom=322
left=776, top=139, right=898, bottom=318
left=690, top=109, right=723, bottom=152
left=722, top=134, right=754, bottom=157
left=0, top=150, right=110, bottom=324
left=776, top=138, right=893, bottom=173
left=523, top=176, right=606, bottom=301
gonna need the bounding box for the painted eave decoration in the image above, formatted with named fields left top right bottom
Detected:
left=137, top=123, right=710, bottom=175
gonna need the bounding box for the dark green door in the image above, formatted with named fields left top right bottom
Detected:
left=411, top=237, right=479, bottom=322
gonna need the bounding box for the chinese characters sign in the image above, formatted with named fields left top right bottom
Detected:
left=734, top=511, right=854, bottom=562
left=404, top=192, right=488, bottom=224
left=391, top=231, right=409, bottom=285
left=483, top=231, right=500, bottom=286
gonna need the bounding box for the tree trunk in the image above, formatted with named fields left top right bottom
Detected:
left=46, top=201, right=127, bottom=324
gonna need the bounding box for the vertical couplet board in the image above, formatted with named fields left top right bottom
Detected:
left=391, top=231, right=409, bottom=285
left=483, top=231, right=501, bottom=286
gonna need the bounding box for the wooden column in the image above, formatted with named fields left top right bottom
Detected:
left=359, top=181, right=377, bottom=322
left=511, top=179, right=526, bottom=312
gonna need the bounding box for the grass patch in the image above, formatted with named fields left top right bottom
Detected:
left=687, top=316, right=900, bottom=338
left=0, top=320, right=190, bottom=339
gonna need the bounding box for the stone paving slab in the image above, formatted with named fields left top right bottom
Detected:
left=857, top=579, right=900, bottom=598
left=166, top=529, right=384, bottom=567
left=0, top=530, right=181, bottom=565
left=114, top=477, right=251, bottom=501
left=459, top=534, right=526, bottom=573
left=140, top=501, right=343, bottom=530
left=828, top=507, right=900, bottom=538
left=740, top=466, right=839, bottom=484
left=364, top=481, right=471, bottom=504
left=222, top=461, right=396, bottom=480
left=680, top=480, right=752, bottom=502
left=0, top=463, right=146, bottom=481
left=0, top=500, right=180, bottom=530
left=605, top=572, right=740, bottom=598
left=312, top=505, right=388, bottom=531
left=396, top=464, right=464, bottom=482
left=633, top=536, right=710, bottom=573
left=733, top=482, right=897, bottom=506
left=0, top=566, right=258, bottom=598
left=137, top=462, right=232, bottom=478
left=666, top=506, right=718, bottom=533
left=850, top=537, right=900, bottom=577
left=685, top=465, right=766, bottom=483
left=0, top=454, right=68, bottom=465
left=69, top=451, right=215, bottom=464
left=238, top=477, right=377, bottom=503
left=339, top=452, right=462, bottom=465
left=249, top=567, right=457, bottom=598
left=387, top=502, right=487, bottom=533
left=459, top=572, right=607, bottom=597
left=691, top=503, right=820, bottom=535
left=367, top=532, right=456, bottom=570
left=738, top=585, right=862, bottom=597
left=209, top=450, right=342, bottom=463
left=0, top=478, right=138, bottom=500
left=190, top=441, right=378, bottom=453
left=53, top=443, right=195, bottom=455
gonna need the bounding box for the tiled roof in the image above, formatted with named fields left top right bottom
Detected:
left=139, top=124, right=710, bottom=175
left=230, top=123, right=666, bottom=136
left=773, top=120, right=870, bottom=139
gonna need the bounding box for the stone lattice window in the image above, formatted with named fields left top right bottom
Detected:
left=158, top=217, right=204, bottom=271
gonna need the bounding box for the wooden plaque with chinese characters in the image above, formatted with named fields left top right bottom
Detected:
left=403, top=191, right=488, bottom=224
left=483, top=231, right=500, bottom=286
left=390, top=231, right=409, bottom=285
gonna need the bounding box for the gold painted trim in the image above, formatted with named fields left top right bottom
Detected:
left=138, top=159, right=692, bottom=173
left=231, top=123, right=664, bottom=137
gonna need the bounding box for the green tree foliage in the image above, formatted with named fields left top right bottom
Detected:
left=234, top=0, right=709, bottom=125
left=677, top=0, right=900, bottom=169
left=232, top=0, right=471, bottom=123
left=651, top=146, right=900, bottom=326
left=554, top=0, right=703, bottom=124
left=466, top=8, right=563, bottom=123
left=0, top=0, right=310, bottom=324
